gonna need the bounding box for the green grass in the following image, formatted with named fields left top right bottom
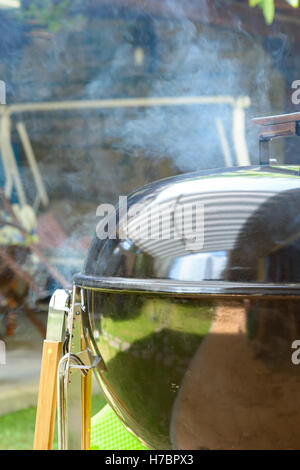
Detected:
left=0, top=406, right=37, bottom=450
left=0, top=394, right=106, bottom=450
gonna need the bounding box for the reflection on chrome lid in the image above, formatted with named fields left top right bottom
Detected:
left=83, top=165, right=300, bottom=285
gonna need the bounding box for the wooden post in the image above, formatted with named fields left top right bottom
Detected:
left=81, top=331, right=92, bottom=450
left=33, top=340, right=62, bottom=450
left=81, top=370, right=92, bottom=450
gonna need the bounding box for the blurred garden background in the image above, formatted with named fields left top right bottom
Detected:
left=1, top=0, right=300, bottom=449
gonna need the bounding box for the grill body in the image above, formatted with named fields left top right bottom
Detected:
left=75, top=165, right=300, bottom=449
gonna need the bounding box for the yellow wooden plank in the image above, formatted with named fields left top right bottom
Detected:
left=34, top=340, right=62, bottom=450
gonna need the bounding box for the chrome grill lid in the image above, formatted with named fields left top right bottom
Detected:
left=75, top=164, right=300, bottom=295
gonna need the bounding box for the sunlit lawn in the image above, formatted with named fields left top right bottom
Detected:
left=0, top=394, right=106, bottom=450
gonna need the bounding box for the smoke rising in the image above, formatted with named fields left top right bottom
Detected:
left=85, top=1, right=285, bottom=171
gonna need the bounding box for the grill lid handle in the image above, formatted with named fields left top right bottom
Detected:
left=252, top=112, right=300, bottom=165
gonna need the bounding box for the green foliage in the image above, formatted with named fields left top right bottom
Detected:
left=249, top=0, right=299, bottom=24
left=19, top=0, right=85, bottom=34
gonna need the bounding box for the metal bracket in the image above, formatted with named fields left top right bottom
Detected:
left=46, top=288, right=70, bottom=342
left=57, top=285, right=100, bottom=450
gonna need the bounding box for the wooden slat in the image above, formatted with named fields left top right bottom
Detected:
left=81, top=371, right=92, bottom=450
left=34, top=340, right=62, bottom=450
left=81, top=334, right=92, bottom=450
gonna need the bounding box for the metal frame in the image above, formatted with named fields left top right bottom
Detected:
left=34, top=287, right=95, bottom=450
left=73, top=273, right=300, bottom=298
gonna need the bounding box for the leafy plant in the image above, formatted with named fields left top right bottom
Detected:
left=19, top=0, right=85, bottom=33
left=249, top=0, right=299, bottom=25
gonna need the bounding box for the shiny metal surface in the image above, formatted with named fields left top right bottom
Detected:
left=46, top=289, right=70, bottom=342
left=46, top=289, right=71, bottom=450
left=80, top=291, right=300, bottom=449
left=75, top=164, right=300, bottom=449
left=56, top=287, right=93, bottom=450
left=75, top=274, right=300, bottom=297
left=83, top=165, right=300, bottom=286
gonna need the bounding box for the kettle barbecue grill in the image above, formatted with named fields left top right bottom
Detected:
left=35, top=111, right=300, bottom=450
